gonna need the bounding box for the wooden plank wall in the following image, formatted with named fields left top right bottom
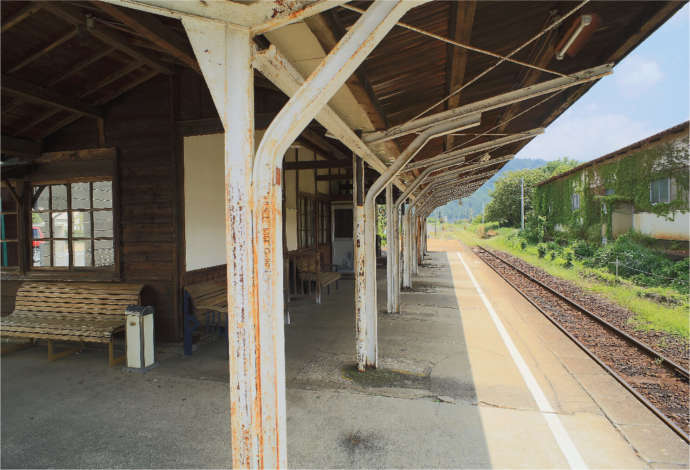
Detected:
left=35, top=75, right=183, bottom=341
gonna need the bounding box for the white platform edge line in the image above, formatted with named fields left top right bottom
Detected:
left=455, top=251, right=587, bottom=470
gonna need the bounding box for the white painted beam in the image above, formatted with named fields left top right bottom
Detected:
left=363, top=63, right=612, bottom=144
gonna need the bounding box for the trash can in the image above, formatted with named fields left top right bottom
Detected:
left=125, top=306, right=156, bottom=370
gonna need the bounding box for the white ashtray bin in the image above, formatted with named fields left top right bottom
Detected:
left=125, top=306, right=156, bottom=370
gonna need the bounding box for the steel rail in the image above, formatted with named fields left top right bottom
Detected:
left=475, top=246, right=690, bottom=443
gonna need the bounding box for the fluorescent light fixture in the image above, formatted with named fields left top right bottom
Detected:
left=556, top=15, right=592, bottom=60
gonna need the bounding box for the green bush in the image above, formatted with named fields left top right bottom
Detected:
left=563, top=251, right=574, bottom=268
left=584, top=231, right=687, bottom=294
left=573, top=240, right=596, bottom=259
left=537, top=243, right=547, bottom=258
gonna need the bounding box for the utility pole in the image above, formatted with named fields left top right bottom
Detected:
left=521, top=177, right=525, bottom=230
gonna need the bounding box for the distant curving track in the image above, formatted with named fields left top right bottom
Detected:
left=475, top=246, right=689, bottom=443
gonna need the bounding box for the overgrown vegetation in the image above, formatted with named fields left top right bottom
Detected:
left=533, top=138, right=689, bottom=243
left=484, top=158, right=579, bottom=227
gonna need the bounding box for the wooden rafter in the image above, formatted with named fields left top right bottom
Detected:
left=1, top=3, right=42, bottom=33
left=285, top=160, right=350, bottom=170
left=300, top=128, right=348, bottom=161
left=1, top=135, right=41, bottom=160
left=49, top=47, right=117, bottom=88
left=80, top=62, right=143, bottom=98
left=444, top=1, right=476, bottom=150
left=91, top=1, right=200, bottom=72
left=92, top=69, right=159, bottom=106
left=496, top=11, right=559, bottom=133
left=17, top=110, right=62, bottom=137
left=2, top=75, right=102, bottom=119
left=42, top=3, right=172, bottom=75
left=304, top=10, right=402, bottom=159
left=8, top=28, right=79, bottom=74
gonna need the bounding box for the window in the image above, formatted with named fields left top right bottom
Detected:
left=571, top=193, right=580, bottom=211
left=31, top=181, right=114, bottom=268
left=0, top=187, right=19, bottom=268
left=317, top=200, right=330, bottom=245
left=650, top=177, right=670, bottom=204
left=298, top=195, right=314, bottom=249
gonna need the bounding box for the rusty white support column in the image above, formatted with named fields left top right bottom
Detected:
left=411, top=213, right=417, bottom=276
left=402, top=206, right=412, bottom=288
left=182, top=21, right=264, bottom=468
left=362, top=114, right=480, bottom=360
left=353, top=154, right=368, bottom=370
left=385, top=183, right=394, bottom=314
left=391, top=203, right=401, bottom=312
left=252, top=0, right=423, bottom=377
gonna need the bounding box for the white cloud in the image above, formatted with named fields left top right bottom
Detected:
left=614, top=56, right=664, bottom=98
left=518, top=112, right=653, bottom=162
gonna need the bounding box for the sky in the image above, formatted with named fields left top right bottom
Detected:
left=518, top=4, right=689, bottom=162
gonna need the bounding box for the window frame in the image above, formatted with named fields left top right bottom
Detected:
left=0, top=185, right=21, bottom=271
left=317, top=199, right=331, bottom=246
left=297, top=192, right=331, bottom=249
left=571, top=193, right=580, bottom=211
left=30, top=180, right=116, bottom=271
left=649, top=177, right=671, bottom=205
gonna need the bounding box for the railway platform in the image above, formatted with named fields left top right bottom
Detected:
left=2, top=239, right=688, bottom=468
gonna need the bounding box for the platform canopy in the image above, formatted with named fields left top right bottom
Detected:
left=1, top=0, right=681, bottom=198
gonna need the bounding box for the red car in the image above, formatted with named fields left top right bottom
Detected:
left=32, top=226, right=44, bottom=247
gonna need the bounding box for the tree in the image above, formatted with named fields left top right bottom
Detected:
left=485, top=158, right=579, bottom=227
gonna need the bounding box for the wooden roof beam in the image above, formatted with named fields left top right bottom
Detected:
left=42, top=3, right=172, bottom=75
left=304, top=11, right=402, bottom=159
left=91, top=1, right=200, bottom=72
left=285, top=160, right=351, bottom=170
left=1, top=3, right=42, bottom=33
left=1, top=135, right=41, bottom=160
left=299, top=128, right=348, bottom=161
left=497, top=11, right=559, bottom=133
left=2, top=75, right=103, bottom=119
left=8, top=27, right=80, bottom=74
left=445, top=1, right=476, bottom=150
left=48, top=46, right=117, bottom=88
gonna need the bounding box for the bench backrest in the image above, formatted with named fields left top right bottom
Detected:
left=185, top=280, right=226, bottom=309
left=14, top=282, right=143, bottom=316
left=293, top=250, right=321, bottom=273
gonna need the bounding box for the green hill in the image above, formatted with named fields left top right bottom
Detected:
left=429, top=158, right=548, bottom=222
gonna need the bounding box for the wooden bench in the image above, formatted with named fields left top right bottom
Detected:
left=292, top=249, right=341, bottom=304
left=0, top=282, right=143, bottom=366
left=183, top=280, right=227, bottom=356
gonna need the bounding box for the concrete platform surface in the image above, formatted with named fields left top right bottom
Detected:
left=1, top=239, right=687, bottom=468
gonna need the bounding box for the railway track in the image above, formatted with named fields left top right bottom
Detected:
left=475, top=246, right=689, bottom=443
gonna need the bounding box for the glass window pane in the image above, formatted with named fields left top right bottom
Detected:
left=33, top=186, right=49, bottom=211
left=71, top=182, right=91, bottom=209
left=51, top=184, right=68, bottom=210
left=94, top=239, right=114, bottom=267
left=1, top=242, right=18, bottom=267
left=93, top=211, right=113, bottom=238
left=32, top=240, right=50, bottom=267
left=72, top=240, right=93, bottom=267
left=72, top=211, right=91, bottom=238
left=53, top=212, right=69, bottom=238
left=660, top=179, right=670, bottom=202
left=32, top=212, right=51, bottom=239
left=53, top=240, right=68, bottom=267
left=93, top=181, right=112, bottom=209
